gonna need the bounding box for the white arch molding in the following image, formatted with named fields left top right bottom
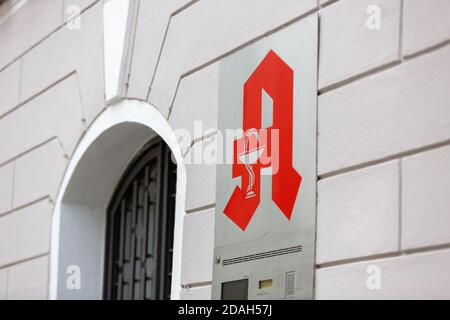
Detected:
left=49, top=99, right=186, bottom=300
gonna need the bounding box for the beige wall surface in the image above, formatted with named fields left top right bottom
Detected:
left=0, top=0, right=449, bottom=299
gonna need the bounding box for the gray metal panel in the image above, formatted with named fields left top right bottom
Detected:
left=213, top=15, right=318, bottom=300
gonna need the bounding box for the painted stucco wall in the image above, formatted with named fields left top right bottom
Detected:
left=0, top=0, right=449, bottom=299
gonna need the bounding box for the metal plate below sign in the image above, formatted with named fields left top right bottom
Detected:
left=212, top=14, right=318, bottom=300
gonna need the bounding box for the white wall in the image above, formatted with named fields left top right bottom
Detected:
left=0, top=0, right=102, bottom=299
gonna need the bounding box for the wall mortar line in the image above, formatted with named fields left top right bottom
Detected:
left=318, top=138, right=450, bottom=180
left=0, top=0, right=100, bottom=74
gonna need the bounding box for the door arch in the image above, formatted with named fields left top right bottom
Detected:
left=49, top=99, right=186, bottom=300
left=104, top=137, right=176, bottom=300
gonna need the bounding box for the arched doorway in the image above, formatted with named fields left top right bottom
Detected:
left=104, top=137, right=177, bottom=300
left=49, top=100, right=186, bottom=300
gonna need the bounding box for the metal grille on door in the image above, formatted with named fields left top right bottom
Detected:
left=104, top=138, right=177, bottom=300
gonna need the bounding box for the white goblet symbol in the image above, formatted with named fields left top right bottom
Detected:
left=237, top=128, right=265, bottom=199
